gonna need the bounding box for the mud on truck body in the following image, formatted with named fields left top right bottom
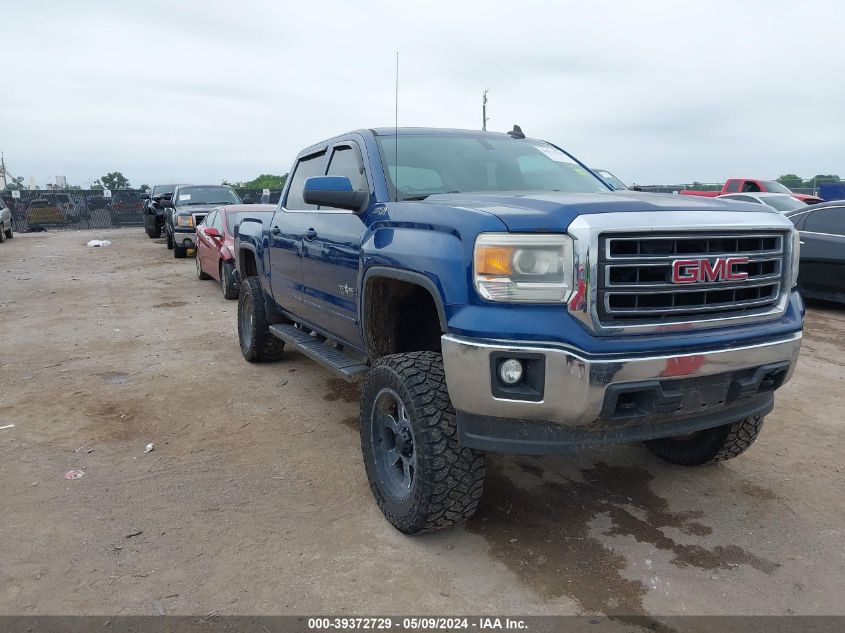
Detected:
left=234, top=127, right=803, bottom=534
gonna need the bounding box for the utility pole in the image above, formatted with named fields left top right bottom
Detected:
left=482, top=89, right=489, bottom=131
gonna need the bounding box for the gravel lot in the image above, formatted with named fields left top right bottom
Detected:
left=1, top=229, right=843, bottom=618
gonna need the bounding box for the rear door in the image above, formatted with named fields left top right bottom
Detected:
left=297, top=140, right=370, bottom=345
left=269, top=150, right=327, bottom=312
left=797, top=205, right=845, bottom=299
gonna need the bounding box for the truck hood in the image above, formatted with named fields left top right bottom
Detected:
left=422, top=191, right=765, bottom=232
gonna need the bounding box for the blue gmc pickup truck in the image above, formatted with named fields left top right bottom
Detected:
left=235, top=127, right=803, bottom=534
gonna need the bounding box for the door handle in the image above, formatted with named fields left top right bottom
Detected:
left=304, top=228, right=317, bottom=240
left=270, top=226, right=281, bottom=235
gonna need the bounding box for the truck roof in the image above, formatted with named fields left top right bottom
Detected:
left=368, top=127, right=533, bottom=140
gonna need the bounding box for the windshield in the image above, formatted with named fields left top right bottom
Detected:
left=376, top=134, right=611, bottom=200
left=152, top=184, right=177, bottom=196
left=595, top=169, right=627, bottom=190
left=175, top=186, right=240, bottom=206
left=764, top=196, right=806, bottom=213
left=226, top=210, right=274, bottom=234
left=761, top=180, right=792, bottom=194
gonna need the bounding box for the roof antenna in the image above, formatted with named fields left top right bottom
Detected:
left=507, top=124, right=525, bottom=139
left=394, top=51, right=399, bottom=201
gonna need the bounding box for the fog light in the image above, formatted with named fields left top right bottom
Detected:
left=499, top=358, right=524, bottom=385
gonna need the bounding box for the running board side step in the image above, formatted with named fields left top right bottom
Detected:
left=269, top=323, right=369, bottom=380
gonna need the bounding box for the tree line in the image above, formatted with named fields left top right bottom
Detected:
left=5, top=171, right=288, bottom=191
left=776, top=174, right=841, bottom=189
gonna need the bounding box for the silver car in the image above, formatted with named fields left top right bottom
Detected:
left=0, top=196, right=12, bottom=242
left=718, top=192, right=809, bottom=214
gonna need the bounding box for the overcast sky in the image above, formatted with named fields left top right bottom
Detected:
left=2, top=0, right=843, bottom=188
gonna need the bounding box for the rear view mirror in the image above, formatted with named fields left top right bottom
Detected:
left=303, top=176, right=367, bottom=213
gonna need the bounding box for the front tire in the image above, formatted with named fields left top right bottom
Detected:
left=4, top=225, right=12, bottom=239
left=146, top=224, right=161, bottom=239
left=645, top=415, right=765, bottom=466
left=221, top=261, right=238, bottom=300
left=196, top=255, right=211, bottom=279
left=360, top=351, right=486, bottom=534
left=173, top=243, right=187, bottom=259
left=166, top=232, right=173, bottom=250
left=238, top=276, right=284, bottom=362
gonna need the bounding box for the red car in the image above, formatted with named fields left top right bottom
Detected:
left=680, top=178, right=822, bottom=204
left=195, top=204, right=276, bottom=299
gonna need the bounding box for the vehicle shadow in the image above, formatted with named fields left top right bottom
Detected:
left=464, top=450, right=779, bottom=619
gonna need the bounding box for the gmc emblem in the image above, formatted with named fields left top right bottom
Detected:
left=671, top=257, right=749, bottom=284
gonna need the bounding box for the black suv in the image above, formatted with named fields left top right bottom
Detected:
left=144, top=184, right=185, bottom=238
left=163, top=184, right=241, bottom=258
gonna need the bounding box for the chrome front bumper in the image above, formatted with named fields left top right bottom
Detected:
left=441, top=332, right=802, bottom=429
left=173, top=228, right=196, bottom=247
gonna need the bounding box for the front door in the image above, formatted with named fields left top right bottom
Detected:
left=298, top=142, right=370, bottom=346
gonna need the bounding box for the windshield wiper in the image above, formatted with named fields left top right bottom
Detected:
left=401, top=191, right=461, bottom=201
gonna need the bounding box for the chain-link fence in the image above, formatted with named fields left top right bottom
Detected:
left=0, top=189, right=284, bottom=232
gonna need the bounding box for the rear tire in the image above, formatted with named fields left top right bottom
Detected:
left=4, top=225, right=12, bottom=239
left=360, top=351, right=486, bottom=534
left=645, top=415, right=765, bottom=466
left=221, top=261, right=238, bottom=300
left=0, top=227, right=5, bottom=243
left=238, top=276, right=285, bottom=362
left=173, top=243, right=187, bottom=259
left=146, top=224, right=161, bottom=239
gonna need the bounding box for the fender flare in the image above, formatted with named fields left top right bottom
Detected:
left=360, top=266, right=448, bottom=334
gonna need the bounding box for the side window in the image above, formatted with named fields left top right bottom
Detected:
left=284, top=152, right=326, bottom=210
left=742, top=181, right=761, bottom=192
left=804, top=207, right=845, bottom=235
left=213, top=212, right=224, bottom=232
left=202, top=210, right=215, bottom=227
left=326, top=145, right=368, bottom=193
left=725, top=180, right=741, bottom=193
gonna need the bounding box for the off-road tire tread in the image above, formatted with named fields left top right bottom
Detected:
left=645, top=415, right=764, bottom=466
left=238, top=276, right=284, bottom=362
left=361, top=351, right=485, bottom=534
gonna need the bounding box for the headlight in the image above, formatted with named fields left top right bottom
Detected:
left=473, top=233, right=574, bottom=303
left=176, top=215, right=194, bottom=227
left=790, top=228, right=800, bottom=288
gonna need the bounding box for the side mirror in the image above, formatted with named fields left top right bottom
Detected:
left=303, top=176, right=367, bottom=213
left=205, top=227, right=222, bottom=238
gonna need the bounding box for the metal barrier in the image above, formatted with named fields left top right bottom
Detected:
left=0, top=189, right=284, bottom=232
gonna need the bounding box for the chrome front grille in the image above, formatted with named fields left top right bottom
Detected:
left=597, top=232, right=787, bottom=324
